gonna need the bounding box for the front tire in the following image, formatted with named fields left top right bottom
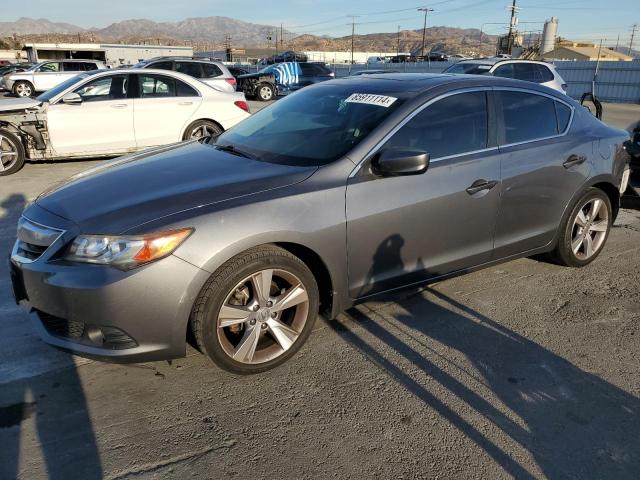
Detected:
left=13, top=81, right=34, bottom=98
left=256, top=83, right=274, bottom=101
left=550, top=188, right=612, bottom=267
left=0, top=129, right=26, bottom=176
left=190, top=245, right=319, bottom=374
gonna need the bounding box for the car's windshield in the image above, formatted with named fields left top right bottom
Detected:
left=444, top=63, right=493, bottom=75
left=36, top=74, right=88, bottom=102
left=215, top=83, right=406, bottom=166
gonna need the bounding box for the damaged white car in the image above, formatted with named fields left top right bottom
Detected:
left=0, top=68, right=251, bottom=175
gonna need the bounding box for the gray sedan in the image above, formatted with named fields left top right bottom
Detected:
left=10, top=74, right=630, bottom=374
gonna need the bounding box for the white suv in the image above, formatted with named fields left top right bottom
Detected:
left=6, top=60, right=107, bottom=97
left=444, top=59, right=567, bottom=93
left=133, top=57, right=237, bottom=92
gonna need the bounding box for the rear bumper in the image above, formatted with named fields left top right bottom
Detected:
left=11, top=251, right=210, bottom=363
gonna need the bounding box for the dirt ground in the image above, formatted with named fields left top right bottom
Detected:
left=1, top=98, right=639, bottom=480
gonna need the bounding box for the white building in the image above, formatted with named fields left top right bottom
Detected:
left=23, top=43, right=194, bottom=66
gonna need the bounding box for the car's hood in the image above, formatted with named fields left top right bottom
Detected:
left=35, top=141, right=318, bottom=233
left=0, top=97, right=42, bottom=112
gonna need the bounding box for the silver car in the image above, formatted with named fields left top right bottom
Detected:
left=444, top=59, right=567, bottom=93
left=10, top=74, right=629, bottom=374
left=5, top=60, right=107, bottom=97
left=133, top=57, right=237, bottom=93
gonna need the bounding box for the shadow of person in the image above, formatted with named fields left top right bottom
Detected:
left=0, top=194, right=102, bottom=479
left=333, top=235, right=640, bottom=479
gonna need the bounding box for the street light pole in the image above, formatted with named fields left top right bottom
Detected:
left=418, top=7, right=434, bottom=59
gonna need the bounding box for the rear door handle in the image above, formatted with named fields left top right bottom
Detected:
left=111, top=103, right=128, bottom=109
left=179, top=101, right=193, bottom=106
left=466, top=179, right=498, bottom=195
left=563, top=154, right=587, bottom=169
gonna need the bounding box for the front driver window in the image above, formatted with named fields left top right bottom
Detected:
left=383, top=91, right=488, bottom=159
left=38, top=63, right=60, bottom=73
left=73, top=75, right=128, bottom=102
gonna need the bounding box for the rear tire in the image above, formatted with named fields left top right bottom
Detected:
left=0, top=128, right=26, bottom=176
left=549, top=187, right=612, bottom=267
left=190, top=245, right=319, bottom=374
left=256, top=83, right=274, bottom=101
left=13, top=81, right=34, bottom=98
left=182, top=120, right=223, bottom=141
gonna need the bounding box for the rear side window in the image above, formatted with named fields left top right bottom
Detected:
left=300, top=63, right=331, bottom=76
left=555, top=102, right=572, bottom=133
left=202, top=63, right=223, bottom=77
left=497, top=91, right=558, bottom=144
left=150, top=61, right=174, bottom=71
left=82, top=62, right=99, bottom=71
left=384, top=91, right=488, bottom=159
left=138, top=74, right=176, bottom=97
left=64, top=62, right=85, bottom=72
left=512, top=63, right=542, bottom=82
left=176, top=79, right=199, bottom=97
left=175, top=62, right=203, bottom=78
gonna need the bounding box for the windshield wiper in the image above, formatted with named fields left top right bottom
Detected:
left=215, top=144, right=257, bottom=160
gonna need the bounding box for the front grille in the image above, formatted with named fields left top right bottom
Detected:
left=37, top=311, right=85, bottom=340
left=14, top=217, right=64, bottom=262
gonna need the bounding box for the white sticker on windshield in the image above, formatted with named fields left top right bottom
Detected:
left=345, top=93, right=398, bottom=108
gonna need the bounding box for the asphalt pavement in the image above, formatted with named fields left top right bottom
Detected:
left=1, top=96, right=640, bottom=479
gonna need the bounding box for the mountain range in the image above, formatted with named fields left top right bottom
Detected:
left=0, top=16, right=497, bottom=55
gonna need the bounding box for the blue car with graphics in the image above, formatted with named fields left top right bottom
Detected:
left=237, top=62, right=334, bottom=101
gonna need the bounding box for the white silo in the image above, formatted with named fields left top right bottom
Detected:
left=542, top=17, right=558, bottom=54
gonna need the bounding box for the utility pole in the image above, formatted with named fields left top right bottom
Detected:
left=397, top=25, right=401, bottom=56
left=615, top=32, right=620, bottom=50
left=630, top=24, right=638, bottom=56
left=348, top=15, right=360, bottom=70
left=280, top=24, right=284, bottom=51
left=506, top=0, right=518, bottom=55
left=418, top=7, right=434, bottom=59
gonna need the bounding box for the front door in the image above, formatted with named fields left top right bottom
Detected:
left=346, top=90, right=502, bottom=298
left=132, top=73, right=201, bottom=148
left=32, top=62, right=65, bottom=91
left=47, top=74, right=136, bottom=156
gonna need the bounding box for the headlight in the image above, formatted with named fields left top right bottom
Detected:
left=64, top=228, right=193, bottom=269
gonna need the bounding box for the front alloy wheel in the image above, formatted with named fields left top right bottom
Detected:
left=191, top=245, right=319, bottom=374
left=14, top=81, right=33, bottom=98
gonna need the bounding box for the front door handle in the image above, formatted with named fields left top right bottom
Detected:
left=563, top=154, right=587, bottom=169
left=111, top=103, right=128, bottom=109
left=466, top=179, right=498, bottom=195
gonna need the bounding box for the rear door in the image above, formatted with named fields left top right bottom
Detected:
left=492, top=89, right=590, bottom=257
left=132, top=73, right=201, bottom=148
left=346, top=90, right=502, bottom=297
left=47, top=73, right=136, bottom=155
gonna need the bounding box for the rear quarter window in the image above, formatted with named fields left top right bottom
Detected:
left=555, top=101, right=572, bottom=133
left=202, top=63, right=223, bottom=77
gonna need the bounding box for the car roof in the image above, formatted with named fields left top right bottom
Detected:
left=331, top=73, right=569, bottom=100
left=454, top=58, right=553, bottom=67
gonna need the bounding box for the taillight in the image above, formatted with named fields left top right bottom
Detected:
left=225, top=78, right=237, bottom=86
left=234, top=100, right=250, bottom=113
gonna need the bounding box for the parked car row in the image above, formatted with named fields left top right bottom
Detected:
left=0, top=68, right=249, bottom=175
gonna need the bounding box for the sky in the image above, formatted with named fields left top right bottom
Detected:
left=8, top=0, right=640, bottom=45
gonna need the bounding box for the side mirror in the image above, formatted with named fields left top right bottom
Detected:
left=61, top=92, right=82, bottom=105
left=372, top=149, right=430, bottom=176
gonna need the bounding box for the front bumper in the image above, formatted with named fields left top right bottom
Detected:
left=10, top=206, right=210, bottom=363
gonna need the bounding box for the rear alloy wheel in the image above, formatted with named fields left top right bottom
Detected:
left=13, top=81, right=34, bottom=98
left=0, top=129, right=26, bottom=176
left=551, top=188, right=612, bottom=267
left=191, top=246, right=319, bottom=374
left=257, top=83, right=274, bottom=101
left=183, top=120, right=223, bottom=141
